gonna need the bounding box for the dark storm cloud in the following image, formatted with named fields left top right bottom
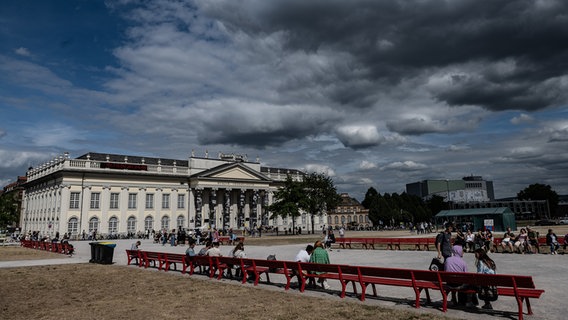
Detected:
left=202, top=0, right=568, bottom=111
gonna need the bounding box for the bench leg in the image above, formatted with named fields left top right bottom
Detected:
left=524, top=297, right=533, bottom=315
left=516, top=297, right=525, bottom=320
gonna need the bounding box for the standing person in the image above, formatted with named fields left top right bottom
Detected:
left=338, top=227, right=345, bottom=239
left=474, top=248, right=497, bottom=310
left=546, top=229, right=560, bottom=255
left=464, top=230, right=475, bottom=252
left=309, top=241, right=331, bottom=289
left=169, top=229, right=176, bottom=246
left=436, top=223, right=453, bottom=264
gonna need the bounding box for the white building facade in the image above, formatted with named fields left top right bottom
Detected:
left=21, top=152, right=326, bottom=239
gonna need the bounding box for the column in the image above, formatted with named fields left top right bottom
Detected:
left=209, top=189, right=217, bottom=228
left=237, top=190, right=245, bottom=229
left=223, top=189, right=231, bottom=229
left=194, top=188, right=203, bottom=228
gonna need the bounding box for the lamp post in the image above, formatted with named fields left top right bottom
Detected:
left=445, top=179, right=452, bottom=210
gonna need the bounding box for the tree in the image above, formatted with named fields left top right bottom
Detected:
left=299, top=172, right=342, bottom=234
left=0, top=191, right=19, bottom=229
left=517, top=183, right=559, bottom=218
left=267, top=176, right=303, bottom=233
left=362, top=187, right=381, bottom=227
left=426, top=195, right=447, bottom=217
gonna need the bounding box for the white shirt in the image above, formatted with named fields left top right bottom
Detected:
left=295, top=249, right=310, bottom=262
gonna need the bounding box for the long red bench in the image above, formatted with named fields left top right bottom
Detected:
left=127, top=250, right=544, bottom=319
left=217, top=236, right=245, bottom=245
left=20, top=240, right=74, bottom=255
left=335, top=237, right=435, bottom=251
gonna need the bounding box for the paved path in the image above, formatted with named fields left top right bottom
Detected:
left=2, top=239, right=564, bottom=320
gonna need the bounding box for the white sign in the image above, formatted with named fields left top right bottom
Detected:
left=484, top=219, right=494, bottom=226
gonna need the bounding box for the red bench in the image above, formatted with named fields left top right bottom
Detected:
left=336, top=237, right=435, bottom=251
left=20, top=240, right=74, bottom=255
left=217, top=236, right=245, bottom=245
left=161, top=252, right=189, bottom=274
left=125, top=249, right=142, bottom=266
left=439, top=272, right=544, bottom=320
left=141, top=251, right=164, bottom=270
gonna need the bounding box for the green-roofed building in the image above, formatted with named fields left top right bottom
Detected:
left=435, top=207, right=517, bottom=232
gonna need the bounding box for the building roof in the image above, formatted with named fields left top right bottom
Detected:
left=435, top=207, right=514, bottom=217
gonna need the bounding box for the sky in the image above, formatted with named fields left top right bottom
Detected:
left=1, top=0, right=568, bottom=201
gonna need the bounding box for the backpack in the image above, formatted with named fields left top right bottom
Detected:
left=435, top=232, right=444, bottom=247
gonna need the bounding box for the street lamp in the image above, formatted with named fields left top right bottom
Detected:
left=445, top=179, right=452, bottom=210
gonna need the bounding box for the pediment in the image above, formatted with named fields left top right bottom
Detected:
left=213, top=167, right=260, bottom=180
left=196, top=163, right=269, bottom=181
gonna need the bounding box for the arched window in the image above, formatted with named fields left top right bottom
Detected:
left=341, top=216, right=346, bottom=224
left=144, top=216, right=153, bottom=232
left=359, top=215, right=364, bottom=223
left=327, top=216, right=332, bottom=224
left=67, top=217, right=78, bottom=236
left=347, top=216, right=352, bottom=223
left=127, top=216, right=136, bottom=234
left=88, top=217, right=99, bottom=233
left=161, top=215, right=170, bottom=231
left=177, top=215, right=185, bottom=229
left=334, top=216, right=339, bottom=224
left=108, top=216, right=118, bottom=234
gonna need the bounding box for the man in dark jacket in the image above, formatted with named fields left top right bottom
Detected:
left=436, top=223, right=453, bottom=263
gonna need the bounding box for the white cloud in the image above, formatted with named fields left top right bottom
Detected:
left=336, top=125, right=383, bottom=148
left=303, top=164, right=336, bottom=177
left=510, top=113, right=534, bottom=125
left=359, top=160, right=378, bottom=170
left=14, top=47, right=31, bottom=57
left=381, top=161, right=428, bottom=171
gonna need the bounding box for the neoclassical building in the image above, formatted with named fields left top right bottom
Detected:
left=327, top=193, right=371, bottom=230
left=21, top=151, right=324, bottom=239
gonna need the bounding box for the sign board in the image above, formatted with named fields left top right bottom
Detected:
left=484, top=219, right=494, bottom=231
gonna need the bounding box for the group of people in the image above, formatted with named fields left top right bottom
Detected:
left=436, top=223, right=497, bottom=310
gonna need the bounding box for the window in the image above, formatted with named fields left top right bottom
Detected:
left=108, top=216, right=118, bottom=234
left=89, top=217, right=99, bottom=233
left=177, top=215, right=185, bottom=229
left=128, top=193, right=137, bottom=209
left=162, top=194, right=170, bottom=209
left=110, top=193, right=119, bottom=209
left=341, top=216, right=346, bottom=224
left=146, top=194, right=154, bottom=209
left=90, top=192, right=100, bottom=209
left=177, top=194, right=185, bottom=209
left=144, top=216, right=153, bottom=232
left=70, top=192, right=80, bottom=209
left=161, top=216, right=170, bottom=231
left=334, top=216, right=339, bottom=224
left=68, top=217, right=78, bottom=235
left=127, top=216, right=136, bottom=234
